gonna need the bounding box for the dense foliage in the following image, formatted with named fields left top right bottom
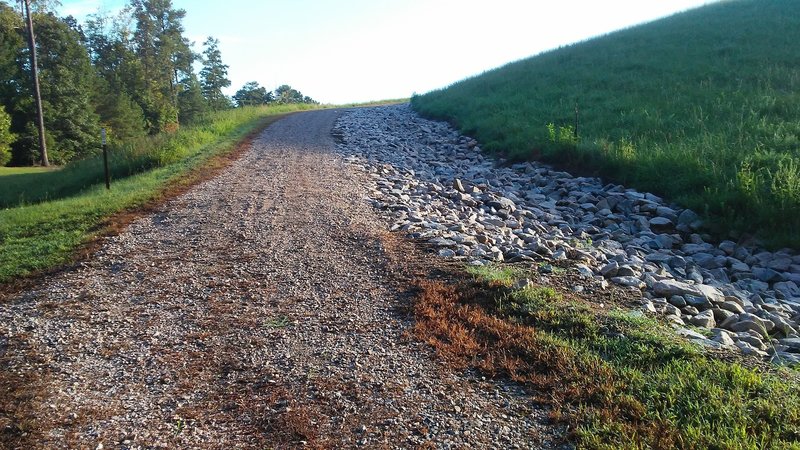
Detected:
left=412, top=0, right=800, bottom=247
left=200, top=37, right=231, bottom=111
left=0, top=105, right=12, bottom=165
left=233, top=81, right=273, bottom=107
left=0, top=0, right=316, bottom=167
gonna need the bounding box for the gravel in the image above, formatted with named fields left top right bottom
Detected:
left=0, top=110, right=560, bottom=448
left=332, top=104, right=800, bottom=366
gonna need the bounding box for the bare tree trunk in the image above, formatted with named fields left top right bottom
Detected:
left=23, top=0, right=48, bottom=166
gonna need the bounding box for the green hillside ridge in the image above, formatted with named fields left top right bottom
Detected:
left=412, top=0, right=800, bottom=247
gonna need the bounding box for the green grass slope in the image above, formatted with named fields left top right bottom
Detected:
left=412, top=0, right=800, bottom=247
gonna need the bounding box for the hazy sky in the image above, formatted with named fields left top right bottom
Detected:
left=58, top=0, right=713, bottom=104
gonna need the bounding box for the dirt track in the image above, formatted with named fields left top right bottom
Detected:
left=0, top=110, right=557, bottom=448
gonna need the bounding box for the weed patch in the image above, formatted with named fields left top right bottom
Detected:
left=413, top=265, right=800, bottom=449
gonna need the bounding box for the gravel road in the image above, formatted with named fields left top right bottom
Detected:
left=1, top=110, right=559, bottom=448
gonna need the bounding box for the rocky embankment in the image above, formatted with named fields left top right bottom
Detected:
left=332, top=104, right=800, bottom=366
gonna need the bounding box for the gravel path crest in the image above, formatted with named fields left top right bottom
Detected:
left=1, top=110, right=555, bottom=449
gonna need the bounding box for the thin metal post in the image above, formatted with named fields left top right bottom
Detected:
left=102, top=128, right=110, bottom=190
left=574, top=103, right=579, bottom=140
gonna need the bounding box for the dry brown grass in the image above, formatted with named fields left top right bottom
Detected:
left=411, top=278, right=675, bottom=446
left=0, top=335, right=49, bottom=448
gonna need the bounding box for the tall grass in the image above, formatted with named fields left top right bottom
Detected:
left=412, top=0, right=800, bottom=247
left=0, top=104, right=317, bottom=283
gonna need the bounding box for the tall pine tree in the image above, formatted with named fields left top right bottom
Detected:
left=85, top=8, right=147, bottom=143
left=130, top=0, right=194, bottom=133
left=177, top=73, right=207, bottom=125
left=199, top=36, right=231, bottom=111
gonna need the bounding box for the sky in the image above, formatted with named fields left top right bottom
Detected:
left=58, top=0, right=713, bottom=104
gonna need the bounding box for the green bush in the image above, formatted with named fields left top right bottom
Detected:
left=0, top=105, right=14, bottom=166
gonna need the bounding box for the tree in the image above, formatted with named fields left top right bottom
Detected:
left=177, top=73, right=207, bottom=125
left=274, top=84, right=316, bottom=104
left=85, top=8, right=147, bottom=142
left=131, top=0, right=194, bottom=132
left=233, top=81, right=272, bottom=107
left=0, top=105, right=13, bottom=165
left=0, top=2, right=24, bottom=108
left=274, top=84, right=302, bottom=104
left=27, top=12, right=100, bottom=164
left=199, top=36, right=230, bottom=110
left=0, top=5, right=99, bottom=164
left=92, top=78, right=145, bottom=143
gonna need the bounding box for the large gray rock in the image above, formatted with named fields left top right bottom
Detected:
left=719, top=301, right=745, bottom=314
left=719, top=240, right=736, bottom=256
left=487, top=196, right=516, bottom=212
left=611, top=276, right=646, bottom=289
left=711, top=307, right=735, bottom=322
left=779, top=337, right=800, bottom=352
left=599, top=261, right=620, bottom=277
left=653, top=279, right=724, bottom=305
left=767, top=256, right=793, bottom=272
left=753, top=267, right=783, bottom=283
left=736, top=340, right=769, bottom=357
left=771, top=352, right=800, bottom=366
left=429, top=237, right=457, bottom=247
left=686, top=295, right=713, bottom=310
left=712, top=330, right=736, bottom=346
left=735, top=334, right=767, bottom=351
left=729, top=321, right=769, bottom=338
left=739, top=313, right=775, bottom=332
left=668, top=295, right=687, bottom=307
left=649, top=217, right=673, bottom=231
left=689, top=310, right=716, bottom=328
left=677, top=209, right=700, bottom=226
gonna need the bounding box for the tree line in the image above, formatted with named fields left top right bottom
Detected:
left=0, top=0, right=316, bottom=167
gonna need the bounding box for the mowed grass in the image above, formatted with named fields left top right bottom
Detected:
left=0, top=166, right=59, bottom=176
left=0, top=104, right=318, bottom=283
left=412, top=0, right=800, bottom=247
left=415, top=265, right=800, bottom=449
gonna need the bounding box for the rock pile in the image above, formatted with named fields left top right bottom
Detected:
left=332, top=105, right=800, bottom=366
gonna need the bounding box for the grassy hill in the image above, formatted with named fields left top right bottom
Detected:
left=412, top=0, right=800, bottom=247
